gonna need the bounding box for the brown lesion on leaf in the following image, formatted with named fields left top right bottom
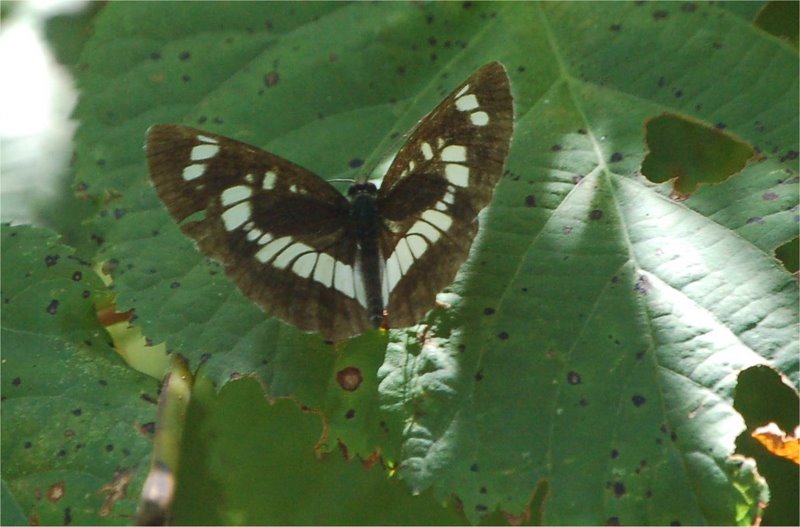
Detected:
left=97, top=469, right=134, bottom=518
left=504, top=478, right=550, bottom=525
left=47, top=481, right=65, bottom=502
left=641, top=112, right=757, bottom=198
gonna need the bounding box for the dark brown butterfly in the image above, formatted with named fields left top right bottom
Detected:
left=146, top=62, right=513, bottom=341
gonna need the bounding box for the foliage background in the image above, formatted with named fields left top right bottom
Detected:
left=2, top=1, right=798, bottom=525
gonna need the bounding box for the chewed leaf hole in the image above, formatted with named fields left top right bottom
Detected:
left=641, top=112, right=756, bottom=196
left=774, top=237, right=799, bottom=273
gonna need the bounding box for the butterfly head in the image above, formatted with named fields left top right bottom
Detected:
left=346, top=182, right=378, bottom=200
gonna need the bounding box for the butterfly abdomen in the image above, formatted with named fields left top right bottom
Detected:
left=348, top=183, right=385, bottom=327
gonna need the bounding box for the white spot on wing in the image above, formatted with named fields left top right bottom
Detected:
left=182, top=164, right=205, bottom=181
left=435, top=201, right=447, bottom=212
left=197, top=134, right=218, bottom=144
left=470, top=111, right=489, bottom=126
left=258, top=232, right=274, bottom=246
left=246, top=228, right=263, bottom=241
left=273, top=242, right=313, bottom=269
left=292, top=252, right=317, bottom=278
left=386, top=253, right=402, bottom=292
left=408, top=219, right=441, bottom=243
left=455, top=93, right=479, bottom=112
left=353, top=262, right=368, bottom=308
left=441, top=145, right=467, bottom=163
left=406, top=235, right=428, bottom=259
left=334, top=261, right=355, bottom=298
left=221, top=185, right=252, bottom=206
left=314, top=253, right=336, bottom=288
left=245, top=174, right=255, bottom=183
left=394, top=238, right=414, bottom=273
left=421, top=142, right=434, bottom=160
left=191, top=144, right=220, bottom=161
left=445, top=163, right=470, bottom=187
left=443, top=191, right=455, bottom=205
left=262, top=171, right=277, bottom=190
left=222, top=202, right=251, bottom=231
left=255, top=236, right=291, bottom=263
left=422, top=209, right=453, bottom=232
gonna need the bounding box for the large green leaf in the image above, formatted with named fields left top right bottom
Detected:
left=71, top=1, right=797, bottom=524
left=1, top=225, right=159, bottom=525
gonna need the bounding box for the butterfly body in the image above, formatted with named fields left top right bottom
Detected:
left=147, top=62, right=513, bottom=341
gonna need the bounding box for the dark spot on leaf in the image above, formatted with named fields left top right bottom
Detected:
left=81, top=290, right=91, bottom=298
left=396, top=65, right=406, bottom=75
left=611, top=449, right=619, bottom=459
left=572, top=174, right=584, bottom=184
left=577, top=128, right=587, bottom=135
left=197, top=116, right=207, bottom=124
left=105, top=444, right=114, bottom=452
left=71, top=408, right=82, bottom=416
left=779, top=150, right=798, bottom=162
left=328, top=52, right=338, bottom=62
left=567, top=371, right=581, bottom=385
left=589, top=209, right=603, bottom=220
left=96, top=158, right=106, bottom=167
left=610, top=23, right=621, bottom=31
left=426, top=13, right=434, bottom=24
left=610, top=152, right=623, bottom=162
left=150, top=52, right=161, bottom=61
left=428, top=36, right=437, bottom=46
left=47, top=299, right=59, bottom=315
left=24, top=441, right=32, bottom=448
left=349, top=158, right=363, bottom=169
left=70, top=271, right=83, bottom=282
left=762, top=191, right=779, bottom=201
left=634, top=275, right=651, bottom=295
left=470, top=463, right=479, bottom=472
left=670, top=522, right=681, bottom=526
left=517, top=65, right=526, bottom=72
left=457, top=344, right=466, bottom=353
left=551, top=144, right=562, bottom=152
left=140, top=393, right=158, bottom=404
left=579, top=398, right=589, bottom=406
left=483, top=307, right=495, bottom=315
left=182, top=74, right=191, bottom=82
left=524, top=194, right=536, bottom=207
left=498, top=331, right=509, bottom=340
left=170, top=281, right=180, bottom=289
left=345, top=409, right=355, bottom=419
left=430, top=53, right=437, bottom=62
left=462, top=1, right=473, bottom=8
left=139, top=422, right=156, bottom=435
left=45, top=254, right=59, bottom=267
left=606, top=518, right=621, bottom=526
left=480, top=486, right=487, bottom=494
left=64, top=429, right=75, bottom=438
left=671, top=431, right=678, bottom=442
left=57, top=449, right=67, bottom=457
left=264, top=70, right=280, bottom=87
left=475, top=504, right=487, bottom=512
left=636, top=350, right=646, bottom=360
left=613, top=481, right=626, bottom=497
left=475, top=370, right=483, bottom=382
left=681, top=3, right=697, bottom=12
left=179, top=50, right=190, bottom=61
left=674, top=89, right=683, bottom=98
left=653, top=9, right=668, bottom=20
left=562, top=226, right=573, bottom=235
left=336, top=367, right=363, bottom=392
left=632, top=394, right=646, bottom=407
left=746, top=216, right=765, bottom=225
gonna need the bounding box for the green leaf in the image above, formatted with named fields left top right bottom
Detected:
left=71, top=2, right=797, bottom=524
left=1, top=225, right=159, bottom=525
left=173, top=376, right=468, bottom=525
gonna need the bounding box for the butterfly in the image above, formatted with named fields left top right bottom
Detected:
left=146, top=62, right=514, bottom=342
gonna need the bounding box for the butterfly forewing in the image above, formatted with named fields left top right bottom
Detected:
left=377, top=62, right=514, bottom=327
left=146, top=125, right=373, bottom=340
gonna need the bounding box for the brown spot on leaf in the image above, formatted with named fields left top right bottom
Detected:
left=336, top=367, right=363, bottom=392
left=47, top=481, right=65, bottom=502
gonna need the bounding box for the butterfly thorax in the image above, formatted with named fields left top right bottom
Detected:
left=347, top=182, right=384, bottom=327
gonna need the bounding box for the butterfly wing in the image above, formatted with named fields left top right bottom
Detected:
left=146, top=125, right=372, bottom=341
left=376, top=62, right=514, bottom=327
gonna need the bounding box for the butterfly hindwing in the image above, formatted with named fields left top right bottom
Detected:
left=377, top=62, right=514, bottom=327
left=146, top=125, right=373, bottom=340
